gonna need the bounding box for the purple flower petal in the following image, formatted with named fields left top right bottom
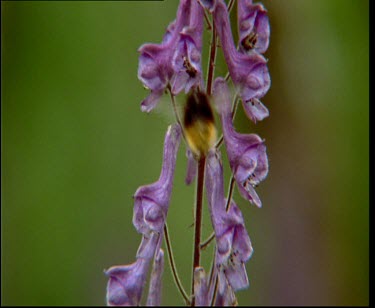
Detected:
left=213, top=78, right=268, bottom=207
left=215, top=271, right=237, bottom=306
left=194, top=267, right=209, bottom=306
left=105, top=258, right=150, bottom=306
left=136, top=232, right=161, bottom=260
left=238, top=1, right=270, bottom=54
left=137, top=0, right=192, bottom=112
left=242, top=97, right=269, bottom=123
left=185, top=149, right=197, bottom=185
left=198, top=0, right=216, bottom=13
left=171, top=0, right=204, bottom=94
left=213, top=0, right=270, bottom=120
left=205, top=151, right=253, bottom=292
left=133, top=124, right=182, bottom=234
left=205, top=150, right=226, bottom=218
left=146, top=249, right=164, bottom=306
left=140, top=90, right=164, bottom=113
left=105, top=229, right=163, bottom=306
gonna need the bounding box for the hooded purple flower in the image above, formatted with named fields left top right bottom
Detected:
left=105, top=233, right=161, bottom=306
left=214, top=77, right=268, bottom=207
left=133, top=124, right=181, bottom=235
left=105, top=259, right=150, bottom=306
left=238, top=0, right=270, bottom=54
left=137, top=0, right=192, bottom=112
left=213, top=0, right=270, bottom=122
left=171, top=0, right=204, bottom=95
left=205, top=150, right=253, bottom=291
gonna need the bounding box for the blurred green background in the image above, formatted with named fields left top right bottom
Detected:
left=1, top=0, right=369, bottom=306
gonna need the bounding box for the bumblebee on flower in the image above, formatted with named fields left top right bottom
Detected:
left=105, top=0, right=271, bottom=305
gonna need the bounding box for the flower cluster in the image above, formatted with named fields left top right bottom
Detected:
left=105, top=0, right=271, bottom=305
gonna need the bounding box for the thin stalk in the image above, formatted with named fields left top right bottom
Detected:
left=225, top=175, right=235, bottom=211
left=206, top=19, right=217, bottom=96
left=203, top=8, right=212, bottom=30
left=224, top=71, right=231, bottom=82
left=164, top=224, right=190, bottom=305
left=207, top=249, right=216, bottom=287
left=169, top=88, right=182, bottom=128
left=169, top=88, right=187, bottom=143
left=227, top=0, right=235, bottom=13
left=210, top=276, right=219, bottom=306
left=191, top=155, right=206, bottom=306
left=207, top=248, right=218, bottom=306
left=200, top=232, right=215, bottom=250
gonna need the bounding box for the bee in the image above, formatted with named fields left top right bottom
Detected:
left=183, top=89, right=217, bottom=157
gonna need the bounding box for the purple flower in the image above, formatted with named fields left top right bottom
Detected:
left=105, top=259, right=150, bottom=306
left=136, top=232, right=161, bottom=260
left=215, top=272, right=237, bottom=306
left=185, top=149, right=197, bottom=185
left=242, top=96, right=270, bottom=123
left=171, top=0, right=205, bottom=95
left=205, top=150, right=253, bottom=291
left=105, top=233, right=160, bottom=306
left=238, top=0, right=270, bottom=54
left=213, top=0, right=270, bottom=122
left=133, top=124, right=181, bottom=235
left=146, top=249, right=164, bottom=306
left=137, top=0, right=192, bottom=112
left=198, top=0, right=216, bottom=12
left=214, top=78, right=268, bottom=207
left=193, top=267, right=209, bottom=306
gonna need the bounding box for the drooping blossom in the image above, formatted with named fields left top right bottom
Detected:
left=105, top=232, right=161, bottom=306
left=138, top=0, right=205, bottom=112
left=205, top=150, right=253, bottom=291
left=238, top=0, right=270, bottom=54
left=213, top=77, right=268, bottom=207
left=105, top=259, right=150, bottom=306
left=171, top=0, right=204, bottom=95
left=137, top=0, right=192, bottom=112
left=213, top=0, right=270, bottom=122
left=133, top=124, right=182, bottom=235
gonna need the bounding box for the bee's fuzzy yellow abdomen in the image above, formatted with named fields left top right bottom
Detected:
left=183, top=90, right=217, bottom=157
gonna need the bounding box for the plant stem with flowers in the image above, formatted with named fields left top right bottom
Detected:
left=104, top=0, right=271, bottom=306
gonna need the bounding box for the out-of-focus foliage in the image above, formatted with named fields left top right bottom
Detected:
left=1, top=0, right=368, bottom=305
